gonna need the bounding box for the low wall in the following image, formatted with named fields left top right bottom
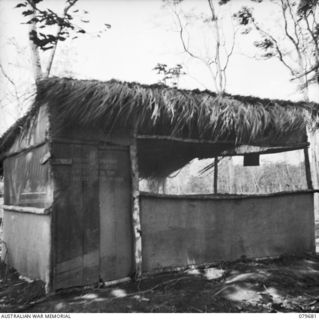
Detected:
left=140, top=191, right=315, bottom=272
left=3, top=211, right=51, bottom=283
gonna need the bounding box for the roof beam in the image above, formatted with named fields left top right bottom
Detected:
left=137, top=134, right=309, bottom=155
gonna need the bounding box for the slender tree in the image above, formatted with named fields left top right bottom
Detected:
left=16, top=0, right=111, bottom=82
left=235, top=0, right=318, bottom=99
left=0, top=0, right=111, bottom=131
left=164, top=0, right=237, bottom=94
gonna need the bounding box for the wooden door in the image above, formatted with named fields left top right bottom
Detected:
left=52, top=142, right=99, bottom=289
left=99, top=147, right=133, bottom=281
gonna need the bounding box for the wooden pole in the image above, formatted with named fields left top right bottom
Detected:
left=129, top=133, right=143, bottom=279
left=307, top=129, right=319, bottom=222
left=304, top=146, right=313, bottom=190
left=2, top=205, right=51, bottom=215
left=228, top=157, right=235, bottom=194
left=214, top=157, right=218, bottom=194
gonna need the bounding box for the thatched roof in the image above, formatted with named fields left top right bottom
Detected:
left=1, top=77, right=318, bottom=177
left=38, top=77, right=319, bottom=139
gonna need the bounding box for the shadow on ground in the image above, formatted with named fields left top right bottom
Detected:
left=1, top=254, right=319, bottom=313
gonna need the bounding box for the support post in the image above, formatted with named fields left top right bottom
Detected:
left=228, top=157, right=235, bottom=193
left=304, top=147, right=313, bottom=190
left=214, top=157, right=218, bottom=194
left=307, top=129, right=319, bottom=222
left=129, top=134, right=142, bottom=278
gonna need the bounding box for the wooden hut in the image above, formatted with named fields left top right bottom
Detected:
left=0, top=77, right=318, bottom=291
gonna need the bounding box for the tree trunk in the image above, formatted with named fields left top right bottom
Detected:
left=208, top=0, right=224, bottom=93
left=28, top=1, right=42, bottom=83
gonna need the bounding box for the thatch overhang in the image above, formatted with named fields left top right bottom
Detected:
left=0, top=77, right=318, bottom=177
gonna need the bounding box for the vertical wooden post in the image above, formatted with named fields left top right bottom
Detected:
left=214, top=157, right=218, bottom=194
left=129, top=134, right=142, bottom=278
left=228, top=157, right=235, bottom=193
left=307, top=129, right=319, bottom=222
left=304, top=146, right=313, bottom=190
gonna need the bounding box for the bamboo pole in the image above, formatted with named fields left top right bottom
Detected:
left=304, top=147, right=313, bottom=190
left=140, top=189, right=318, bottom=200
left=2, top=205, right=51, bottom=215
left=103, top=277, right=131, bottom=287
left=137, top=134, right=225, bottom=144
left=136, top=135, right=308, bottom=155
left=214, top=157, right=218, bottom=194
left=129, top=133, right=143, bottom=278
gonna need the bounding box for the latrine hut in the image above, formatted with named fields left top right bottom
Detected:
left=0, top=77, right=318, bottom=291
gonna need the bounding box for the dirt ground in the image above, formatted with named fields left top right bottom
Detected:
left=0, top=253, right=319, bottom=313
